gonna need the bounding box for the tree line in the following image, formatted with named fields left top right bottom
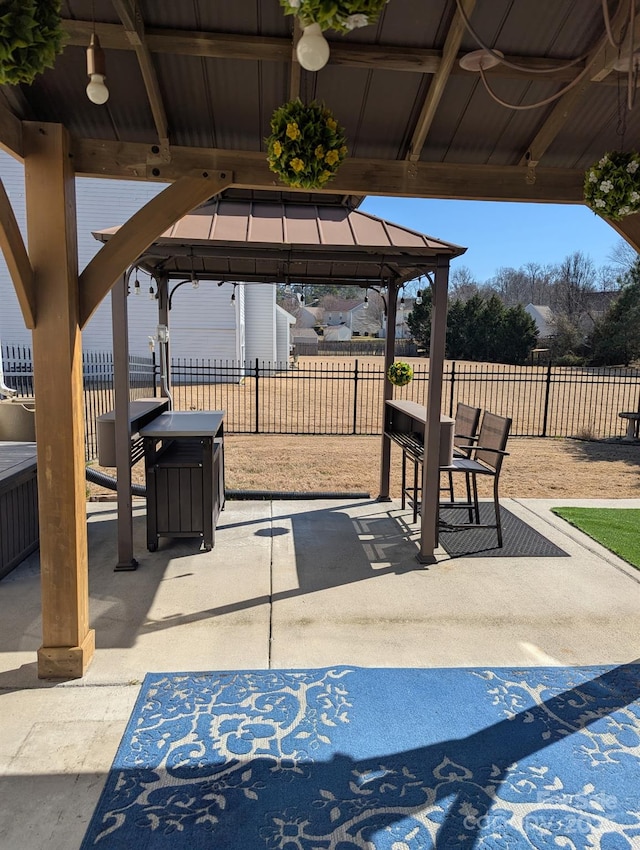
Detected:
left=408, top=245, right=640, bottom=366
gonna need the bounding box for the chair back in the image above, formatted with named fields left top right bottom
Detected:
left=474, top=412, right=512, bottom=472
left=453, top=403, right=482, bottom=456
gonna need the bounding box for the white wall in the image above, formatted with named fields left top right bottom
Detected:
left=168, top=281, right=241, bottom=362
left=0, top=150, right=283, bottom=366
left=275, top=305, right=294, bottom=364
left=0, top=148, right=163, bottom=354
left=244, top=285, right=276, bottom=364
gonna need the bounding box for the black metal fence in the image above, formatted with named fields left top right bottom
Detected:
left=3, top=346, right=640, bottom=453
left=1, top=344, right=157, bottom=461
left=170, top=357, right=640, bottom=440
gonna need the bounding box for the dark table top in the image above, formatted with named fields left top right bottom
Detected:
left=0, top=441, right=37, bottom=483
left=139, top=411, right=224, bottom=439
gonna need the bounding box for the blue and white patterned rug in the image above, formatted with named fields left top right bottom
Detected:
left=81, top=665, right=640, bottom=849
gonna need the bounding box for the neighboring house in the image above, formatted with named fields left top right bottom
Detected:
left=0, top=150, right=292, bottom=370
left=291, top=328, right=320, bottom=356
left=296, top=306, right=324, bottom=329
left=349, top=302, right=384, bottom=337
left=324, top=324, right=352, bottom=341
left=525, top=304, right=556, bottom=340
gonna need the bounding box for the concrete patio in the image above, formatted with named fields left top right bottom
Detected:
left=1, top=496, right=640, bottom=849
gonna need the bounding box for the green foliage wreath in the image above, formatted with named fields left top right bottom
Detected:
left=266, top=99, right=347, bottom=189
left=387, top=361, right=414, bottom=387
left=584, top=151, right=640, bottom=221
left=279, top=0, right=389, bottom=33
left=0, top=0, right=65, bottom=85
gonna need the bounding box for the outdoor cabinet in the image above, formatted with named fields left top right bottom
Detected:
left=141, top=412, right=225, bottom=552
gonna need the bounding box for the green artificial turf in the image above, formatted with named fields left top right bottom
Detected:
left=552, top=507, right=640, bottom=570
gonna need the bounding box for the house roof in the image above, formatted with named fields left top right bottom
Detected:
left=93, top=199, right=466, bottom=286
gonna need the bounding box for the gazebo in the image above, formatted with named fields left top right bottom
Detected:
left=92, top=195, right=466, bottom=569
left=0, top=1, right=639, bottom=679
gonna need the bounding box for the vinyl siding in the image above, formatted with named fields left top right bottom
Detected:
left=0, top=150, right=280, bottom=363
left=244, top=285, right=276, bottom=364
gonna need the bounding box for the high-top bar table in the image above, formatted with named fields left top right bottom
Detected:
left=140, top=411, right=225, bottom=552
left=384, top=400, right=454, bottom=523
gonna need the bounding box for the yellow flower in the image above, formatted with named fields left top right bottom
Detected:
left=326, top=117, right=337, bottom=132
left=325, top=149, right=340, bottom=166
left=290, top=157, right=305, bottom=172
left=272, top=140, right=283, bottom=157
left=286, top=122, right=300, bottom=140
left=315, top=144, right=325, bottom=159
left=340, top=145, right=348, bottom=156
left=319, top=170, right=333, bottom=184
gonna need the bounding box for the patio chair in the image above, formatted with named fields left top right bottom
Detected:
left=439, top=411, right=512, bottom=547
left=441, top=402, right=482, bottom=514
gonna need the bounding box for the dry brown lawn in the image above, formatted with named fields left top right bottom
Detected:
left=89, top=434, right=640, bottom=501
left=87, top=354, right=640, bottom=500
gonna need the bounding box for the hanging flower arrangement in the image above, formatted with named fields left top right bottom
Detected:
left=279, top=0, right=389, bottom=33
left=266, top=99, right=347, bottom=189
left=0, top=0, right=65, bottom=85
left=584, top=151, right=640, bottom=221
left=387, top=361, right=414, bottom=387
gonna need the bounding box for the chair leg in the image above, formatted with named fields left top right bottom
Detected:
left=413, top=459, right=419, bottom=524
left=447, top=470, right=454, bottom=503
left=471, top=475, right=480, bottom=524
left=401, top=450, right=407, bottom=510
left=465, top=472, right=473, bottom=522
left=494, top=477, right=503, bottom=547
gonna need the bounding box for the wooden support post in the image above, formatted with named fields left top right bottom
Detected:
left=418, top=256, right=449, bottom=564
left=377, top=279, right=398, bottom=501
left=157, top=274, right=171, bottom=401
left=112, top=272, right=137, bottom=570
left=23, top=122, right=95, bottom=678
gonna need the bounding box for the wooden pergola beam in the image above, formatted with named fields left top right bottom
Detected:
left=112, top=0, right=169, bottom=149
left=0, top=95, right=23, bottom=159
left=407, top=0, right=476, bottom=162
left=23, top=122, right=94, bottom=679
left=606, top=211, right=640, bottom=253
left=61, top=19, right=593, bottom=82
left=71, top=137, right=586, bottom=203
left=519, top=0, right=640, bottom=167
left=0, top=179, right=36, bottom=328
left=78, top=171, right=232, bottom=327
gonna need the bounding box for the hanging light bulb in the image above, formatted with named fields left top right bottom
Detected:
left=415, top=290, right=423, bottom=306
left=299, top=290, right=305, bottom=304
left=148, top=284, right=155, bottom=300
left=363, top=291, right=369, bottom=310
left=400, top=294, right=405, bottom=306
left=296, top=23, right=330, bottom=72
left=191, top=272, right=199, bottom=290
left=133, top=276, right=141, bottom=296
left=230, top=284, right=236, bottom=303
left=86, top=32, right=109, bottom=104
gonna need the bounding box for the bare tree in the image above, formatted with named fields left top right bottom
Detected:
left=608, top=238, right=639, bottom=274
left=549, top=251, right=596, bottom=323
left=449, top=265, right=481, bottom=302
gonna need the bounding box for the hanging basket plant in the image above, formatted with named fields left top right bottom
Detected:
left=387, top=361, right=414, bottom=387
left=266, top=99, right=347, bottom=189
left=584, top=151, right=640, bottom=221
left=279, top=0, right=389, bottom=33
left=0, top=0, right=65, bottom=86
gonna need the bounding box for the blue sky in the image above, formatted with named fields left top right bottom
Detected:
left=359, top=196, right=624, bottom=283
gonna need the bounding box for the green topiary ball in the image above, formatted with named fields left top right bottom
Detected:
left=387, top=361, right=413, bottom=386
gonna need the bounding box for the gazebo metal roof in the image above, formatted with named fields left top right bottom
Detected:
left=93, top=199, right=466, bottom=286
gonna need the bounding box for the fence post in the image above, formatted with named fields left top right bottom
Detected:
left=255, top=357, right=260, bottom=434
left=448, top=361, right=456, bottom=417
left=542, top=362, right=552, bottom=437
left=352, top=358, right=359, bottom=434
